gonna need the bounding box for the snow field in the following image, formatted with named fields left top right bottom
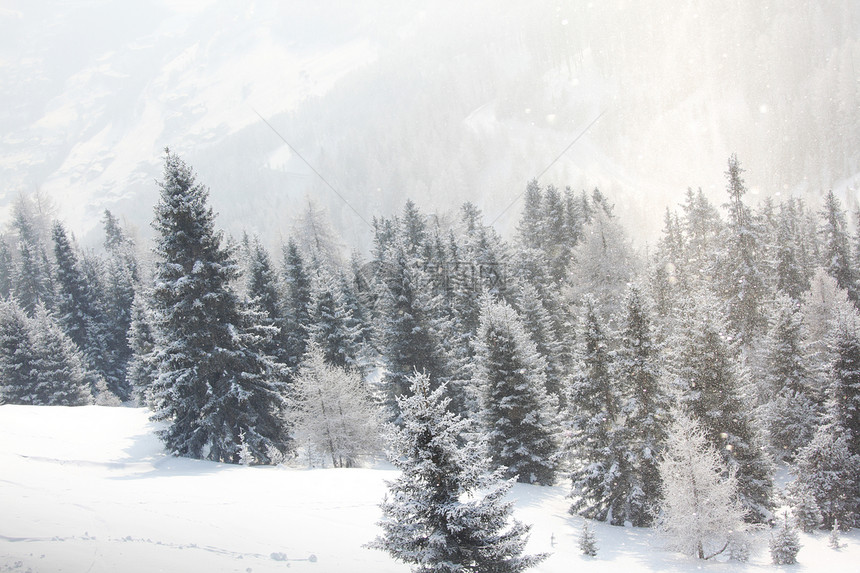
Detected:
left=0, top=405, right=857, bottom=572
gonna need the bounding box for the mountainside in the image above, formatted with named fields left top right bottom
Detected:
left=1, top=0, right=858, bottom=249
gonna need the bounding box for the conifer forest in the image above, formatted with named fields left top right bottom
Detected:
left=2, top=149, right=859, bottom=569
left=2, top=2, right=860, bottom=570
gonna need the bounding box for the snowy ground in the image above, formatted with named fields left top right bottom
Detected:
left=0, top=406, right=856, bottom=572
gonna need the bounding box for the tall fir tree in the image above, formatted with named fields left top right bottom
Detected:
left=820, top=190, right=856, bottom=304
left=377, top=235, right=448, bottom=421
left=716, top=154, right=767, bottom=343
left=368, top=372, right=547, bottom=573
left=473, top=296, right=559, bottom=485
left=758, top=294, right=821, bottom=460
left=665, top=288, right=773, bottom=523
left=568, top=295, right=627, bottom=523
left=127, top=291, right=157, bottom=405
left=0, top=298, right=37, bottom=404
left=282, top=238, right=312, bottom=377
left=28, top=304, right=94, bottom=406
left=148, top=150, right=291, bottom=464
left=615, top=284, right=671, bottom=526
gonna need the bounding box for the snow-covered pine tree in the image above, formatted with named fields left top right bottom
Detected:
left=790, top=306, right=860, bottom=529
left=11, top=200, right=54, bottom=316
left=516, top=282, right=566, bottom=401
left=788, top=482, right=823, bottom=532
left=568, top=295, right=627, bottom=523
left=293, top=343, right=380, bottom=467
left=578, top=521, right=598, bottom=557
left=0, top=237, right=13, bottom=299
left=474, top=295, right=559, bottom=485
left=246, top=237, right=291, bottom=374
left=28, top=304, right=93, bottom=406
left=376, top=234, right=448, bottom=421
left=769, top=513, right=801, bottom=565
left=307, top=266, right=362, bottom=371
left=282, top=237, right=313, bottom=377
left=51, top=221, right=92, bottom=351
left=664, top=288, right=773, bottom=523
left=615, top=284, right=671, bottom=526
left=368, top=372, right=547, bottom=572
left=716, top=154, right=768, bottom=343
left=775, top=198, right=812, bottom=300
left=99, top=209, right=139, bottom=401
left=0, top=298, right=37, bottom=404
left=657, top=410, right=750, bottom=561
left=791, top=425, right=858, bottom=531
left=820, top=190, right=857, bottom=304
left=148, top=150, right=291, bottom=464
left=759, top=294, right=821, bottom=461
left=127, top=291, right=157, bottom=406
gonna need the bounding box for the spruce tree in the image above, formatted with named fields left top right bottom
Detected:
left=368, top=372, right=547, bottom=573
left=148, top=150, right=291, bottom=464
left=769, top=513, right=801, bottom=565
left=568, top=295, right=626, bottom=523
left=717, top=155, right=767, bottom=343
left=615, top=284, right=671, bottom=526
left=246, top=237, right=291, bottom=373
left=377, top=235, right=448, bottom=421
left=759, top=294, right=821, bottom=460
left=282, top=238, right=312, bottom=376
left=473, top=296, right=559, bottom=485
left=665, top=289, right=773, bottom=523
left=127, top=292, right=157, bottom=405
left=29, top=304, right=94, bottom=406
left=307, top=266, right=362, bottom=370
left=820, top=190, right=856, bottom=303
left=0, top=299, right=37, bottom=404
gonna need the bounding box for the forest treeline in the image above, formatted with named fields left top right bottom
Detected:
left=0, top=152, right=858, bottom=561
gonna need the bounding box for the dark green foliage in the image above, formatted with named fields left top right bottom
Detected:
left=148, top=150, right=291, bottom=464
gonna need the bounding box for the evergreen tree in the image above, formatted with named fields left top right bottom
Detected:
left=377, top=236, right=448, bottom=421
left=368, top=372, right=547, bottom=573
left=657, top=411, right=750, bottom=561
left=28, top=304, right=94, bottom=406
left=820, top=190, right=856, bottom=303
left=148, top=150, right=291, bottom=464
left=759, top=294, right=821, bottom=460
left=473, top=296, right=559, bottom=485
left=769, top=513, right=801, bottom=565
left=665, top=289, right=773, bottom=523
left=0, top=237, right=13, bottom=299
left=716, top=154, right=767, bottom=343
left=568, top=295, right=626, bottom=523
left=127, top=292, right=157, bottom=405
left=246, top=238, right=291, bottom=373
left=791, top=424, right=858, bottom=530
left=307, top=266, right=362, bottom=371
left=615, top=284, right=671, bottom=526
left=0, top=299, right=36, bottom=404
left=775, top=198, right=811, bottom=299
left=282, top=238, right=312, bottom=376
left=515, top=282, right=566, bottom=401
left=578, top=522, right=598, bottom=557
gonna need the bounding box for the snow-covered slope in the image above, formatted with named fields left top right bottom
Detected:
left=1, top=405, right=857, bottom=572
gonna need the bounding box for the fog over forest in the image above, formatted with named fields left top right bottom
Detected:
left=1, top=0, right=858, bottom=251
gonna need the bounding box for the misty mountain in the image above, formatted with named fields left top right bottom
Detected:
left=1, top=0, right=858, bottom=250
